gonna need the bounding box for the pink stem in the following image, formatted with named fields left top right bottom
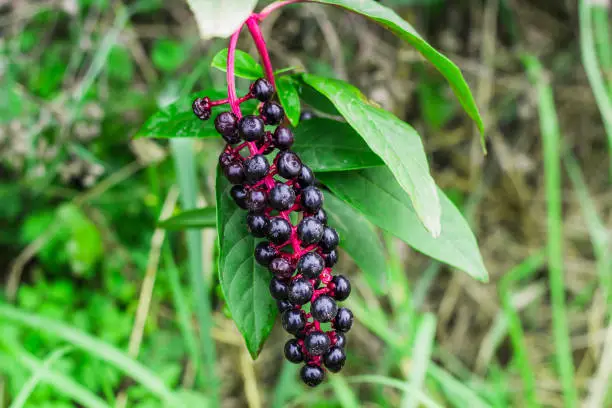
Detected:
left=227, top=28, right=242, bottom=117
left=257, top=0, right=303, bottom=21
left=246, top=17, right=276, bottom=88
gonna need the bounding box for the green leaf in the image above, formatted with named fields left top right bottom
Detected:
left=318, top=168, right=488, bottom=282
left=294, top=78, right=341, bottom=116
left=302, top=74, right=441, bottom=237
left=158, top=208, right=217, bottom=230
left=292, top=118, right=384, bottom=172
left=211, top=48, right=264, bottom=80
left=276, top=76, right=301, bottom=126
left=135, top=90, right=258, bottom=139
left=107, top=46, right=134, bottom=83
left=324, top=192, right=387, bottom=294
left=56, top=204, right=103, bottom=277
left=216, top=170, right=278, bottom=358
left=306, top=0, right=485, bottom=148
left=186, top=0, right=257, bottom=39
left=152, top=39, right=188, bottom=72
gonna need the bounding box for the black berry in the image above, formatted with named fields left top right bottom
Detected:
left=282, top=309, right=306, bottom=335
left=325, top=250, right=338, bottom=267
left=277, top=300, right=293, bottom=313
left=276, top=151, right=302, bottom=179
left=266, top=217, right=292, bottom=244
left=297, top=166, right=315, bottom=187
left=219, top=151, right=234, bottom=168
left=272, top=127, right=294, bottom=150
left=313, top=208, right=327, bottom=225
left=268, top=183, right=296, bottom=211
left=246, top=190, right=267, bottom=213
left=287, top=277, right=313, bottom=305
left=224, top=161, right=245, bottom=184
left=215, top=112, right=239, bottom=143
left=193, top=97, right=211, bottom=120
left=304, top=330, right=331, bottom=356
left=301, top=186, right=323, bottom=213
left=284, top=339, right=304, bottom=363
left=300, top=110, right=315, bottom=121
left=297, top=217, right=324, bottom=245
left=254, top=242, right=278, bottom=266
left=311, top=295, right=338, bottom=322
left=244, top=155, right=269, bottom=184
left=246, top=213, right=269, bottom=238
left=269, top=277, right=289, bottom=300
left=332, top=275, right=351, bottom=301
left=335, top=333, right=346, bottom=348
left=260, top=101, right=284, bottom=125
left=238, top=115, right=265, bottom=141
left=269, top=257, right=294, bottom=279
left=297, top=252, right=325, bottom=279
left=230, top=185, right=248, bottom=210
left=334, top=308, right=353, bottom=332
left=251, top=78, right=274, bottom=101
left=319, top=227, right=339, bottom=253
left=323, top=346, right=346, bottom=373
left=300, top=364, right=325, bottom=387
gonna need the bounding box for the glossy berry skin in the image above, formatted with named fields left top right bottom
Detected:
left=272, top=127, right=294, bottom=150
left=244, top=155, right=270, bottom=184
left=325, top=250, right=338, bottom=267
left=284, top=339, right=304, bottom=363
left=323, top=346, right=346, bottom=373
left=334, top=308, right=354, bottom=332
left=297, top=166, right=315, bottom=187
left=246, top=190, right=267, bottom=213
left=301, top=186, right=324, bottom=213
left=268, top=183, right=296, bottom=211
left=304, top=331, right=331, bottom=356
left=230, top=185, right=248, bottom=210
left=335, top=333, right=346, bottom=348
left=260, top=101, right=285, bottom=125
left=276, top=151, right=302, bottom=179
left=238, top=115, right=265, bottom=141
left=269, top=257, right=294, bottom=279
left=282, top=309, right=306, bottom=335
left=269, top=277, right=289, bottom=300
left=254, top=242, right=278, bottom=267
left=266, top=217, right=292, bottom=244
left=332, top=275, right=351, bottom=301
left=246, top=213, right=269, bottom=238
left=288, top=278, right=314, bottom=305
left=301, top=364, right=325, bottom=387
left=219, top=151, right=234, bottom=168
left=311, top=295, right=338, bottom=323
left=224, top=161, right=245, bottom=184
left=277, top=300, right=293, bottom=313
left=297, top=252, right=325, bottom=279
left=215, top=112, right=239, bottom=143
left=251, top=78, right=274, bottom=101
left=193, top=97, right=211, bottom=120
left=300, top=110, right=315, bottom=121
left=313, top=208, right=328, bottom=225
left=297, top=217, right=324, bottom=245
left=319, top=227, right=339, bottom=253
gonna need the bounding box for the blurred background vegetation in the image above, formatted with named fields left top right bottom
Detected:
left=1, top=0, right=611, bottom=407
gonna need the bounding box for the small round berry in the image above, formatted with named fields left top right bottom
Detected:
left=282, top=309, right=306, bottom=335
left=319, top=227, right=339, bottom=253
left=272, top=127, right=294, bottom=150
left=300, top=364, right=325, bottom=387
left=269, top=277, right=289, bottom=300
left=334, top=308, right=354, bottom=332
left=300, top=110, right=315, bottom=121
left=313, top=208, right=328, bottom=225
left=287, top=277, right=314, bottom=305
left=230, top=185, right=248, bottom=210
left=311, top=295, right=338, bottom=323
left=297, top=217, right=324, bottom=245
left=244, top=155, right=270, bottom=184
left=332, top=275, right=351, bottom=301
left=254, top=242, right=278, bottom=266
left=224, top=161, right=244, bottom=184
left=266, top=217, right=292, bottom=244
left=269, top=257, right=294, bottom=279
left=246, top=190, right=267, bottom=213
left=297, top=252, right=325, bottom=279
left=335, top=332, right=346, bottom=348
left=260, top=101, right=285, bottom=125
left=268, top=183, right=296, bottom=211
left=246, top=213, right=269, bottom=238
left=325, top=250, right=339, bottom=267
left=304, top=330, right=331, bottom=356
left=277, top=300, right=293, bottom=313
left=323, top=346, right=346, bottom=373
left=276, top=151, right=302, bottom=179
left=192, top=97, right=211, bottom=120
left=214, top=112, right=239, bottom=143
left=301, top=186, right=324, bottom=213
left=297, top=166, right=315, bottom=187
left=284, top=339, right=304, bottom=363
left=219, top=151, right=234, bottom=168
left=251, top=78, right=275, bottom=101
left=238, top=115, right=265, bottom=141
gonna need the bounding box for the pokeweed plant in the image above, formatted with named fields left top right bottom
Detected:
left=137, top=0, right=488, bottom=387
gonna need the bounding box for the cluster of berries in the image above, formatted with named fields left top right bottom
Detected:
left=193, top=78, right=353, bottom=387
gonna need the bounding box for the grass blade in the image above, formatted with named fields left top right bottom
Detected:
left=402, top=313, right=436, bottom=408
left=329, top=375, right=360, bottom=408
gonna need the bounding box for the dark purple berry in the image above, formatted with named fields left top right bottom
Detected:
left=238, top=115, right=265, bottom=141
left=319, top=227, right=339, bottom=253
left=287, top=277, right=313, bottom=305
left=313, top=209, right=327, bottom=225
left=277, top=300, right=293, bottom=313
left=254, top=242, right=278, bottom=266
left=335, top=333, right=346, bottom=348
left=269, top=257, right=294, bottom=279
left=297, top=166, right=315, bottom=187
left=297, top=217, right=324, bottom=245
left=323, top=346, right=346, bottom=373
left=251, top=78, right=275, bottom=101
left=193, top=97, right=211, bottom=120
left=282, top=309, right=306, bottom=335
left=301, top=186, right=323, bottom=213
left=224, top=161, right=244, bottom=184
left=269, top=277, right=289, bottom=300
left=246, top=213, right=269, bottom=238
left=304, top=330, right=331, bottom=356
left=300, top=364, right=325, bottom=387
left=284, top=339, right=304, bottom=363
left=266, top=217, right=292, bottom=244
left=300, top=110, right=315, bottom=121
left=268, top=183, right=296, bottom=211
left=215, top=112, right=239, bottom=143
left=219, top=151, right=234, bottom=168
left=297, top=252, right=325, bottom=279
left=272, top=127, right=294, bottom=150
left=334, top=308, right=353, bottom=332
left=311, top=295, right=338, bottom=323
left=332, top=275, right=351, bottom=301
left=244, top=155, right=269, bottom=184
left=230, top=185, right=248, bottom=210
left=256, top=132, right=275, bottom=155
left=325, top=250, right=338, bottom=267
left=260, top=101, right=284, bottom=125
left=246, top=190, right=267, bottom=213
left=276, top=151, right=302, bottom=179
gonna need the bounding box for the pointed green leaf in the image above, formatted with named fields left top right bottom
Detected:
left=302, top=74, right=441, bottom=237
left=211, top=48, right=264, bottom=80
left=186, top=0, right=257, bottom=39
left=158, top=207, right=217, bottom=230
left=276, top=76, right=301, bottom=126
left=216, top=171, right=278, bottom=358
left=319, top=168, right=488, bottom=282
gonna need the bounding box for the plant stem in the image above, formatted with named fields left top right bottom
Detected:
left=246, top=17, right=276, bottom=88
left=227, top=28, right=243, bottom=118
left=257, top=0, right=303, bottom=21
